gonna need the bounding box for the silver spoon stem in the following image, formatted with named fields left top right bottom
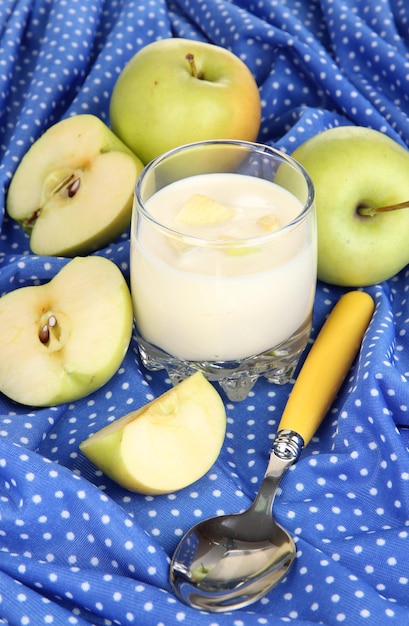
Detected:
left=248, top=429, right=304, bottom=523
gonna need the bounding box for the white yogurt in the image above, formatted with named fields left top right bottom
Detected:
left=131, top=172, right=316, bottom=362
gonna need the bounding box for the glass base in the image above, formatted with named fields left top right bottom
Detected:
left=135, top=315, right=312, bottom=402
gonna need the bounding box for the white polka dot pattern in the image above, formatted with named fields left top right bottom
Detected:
left=1, top=0, right=409, bottom=624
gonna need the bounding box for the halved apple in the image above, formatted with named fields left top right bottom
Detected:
left=6, top=114, right=144, bottom=256
left=0, top=256, right=133, bottom=407
left=79, top=372, right=227, bottom=494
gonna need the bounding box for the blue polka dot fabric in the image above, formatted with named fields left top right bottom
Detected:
left=1, top=0, right=409, bottom=624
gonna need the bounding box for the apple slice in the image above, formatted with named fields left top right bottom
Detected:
left=257, top=213, right=281, bottom=232
left=79, top=372, right=227, bottom=494
left=6, top=114, right=144, bottom=256
left=176, top=193, right=235, bottom=225
left=0, top=256, right=133, bottom=407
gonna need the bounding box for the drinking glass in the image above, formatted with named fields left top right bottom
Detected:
left=130, top=140, right=316, bottom=401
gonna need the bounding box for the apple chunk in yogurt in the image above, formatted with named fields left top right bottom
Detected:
left=131, top=172, right=316, bottom=362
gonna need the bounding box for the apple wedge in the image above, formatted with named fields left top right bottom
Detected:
left=79, top=372, right=227, bottom=494
left=0, top=256, right=133, bottom=407
left=6, top=114, right=144, bottom=256
left=176, top=194, right=235, bottom=225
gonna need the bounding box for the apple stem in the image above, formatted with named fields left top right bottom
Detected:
left=358, top=199, right=409, bottom=217
left=185, top=53, right=204, bottom=80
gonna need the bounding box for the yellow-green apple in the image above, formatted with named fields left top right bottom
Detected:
left=292, top=126, right=409, bottom=286
left=6, top=114, right=144, bottom=256
left=80, top=372, right=226, bottom=494
left=0, top=256, right=133, bottom=407
left=109, top=38, right=261, bottom=165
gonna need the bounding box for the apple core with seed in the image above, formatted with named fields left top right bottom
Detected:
left=6, top=114, right=144, bottom=257
left=0, top=256, right=133, bottom=407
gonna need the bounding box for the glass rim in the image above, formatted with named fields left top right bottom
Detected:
left=134, top=139, right=315, bottom=246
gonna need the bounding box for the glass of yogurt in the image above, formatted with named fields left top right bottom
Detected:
left=130, top=140, right=317, bottom=401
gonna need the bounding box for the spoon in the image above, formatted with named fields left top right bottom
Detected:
left=170, top=290, right=375, bottom=612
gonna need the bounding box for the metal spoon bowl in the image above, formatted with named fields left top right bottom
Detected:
left=170, top=291, right=375, bottom=612
left=170, top=438, right=298, bottom=611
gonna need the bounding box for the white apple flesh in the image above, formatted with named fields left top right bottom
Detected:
left=109, top=38, right=261, bottom=165
left=79, top=372, right=227, bottom=495
left=7, top=114, right=144, bottom=256
left=0, top=256, right=133, bottom=407
left=292, top=126, right=409, bottom=286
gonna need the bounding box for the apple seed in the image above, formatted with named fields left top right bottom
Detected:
left=39, top=324, right=50, bottom=344
left=185, top=53, right=204, bottom=80
left=67, top=177, right=81, bottom=198
left=38, top=313, right=58, bottom=345
left=50, top=173, right=81, bottom=198
left=27, top=209, right=41, bottom=226
left=52, top=173, right=75, bottom=195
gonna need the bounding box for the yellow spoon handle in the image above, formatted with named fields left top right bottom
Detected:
left=278, top=291, right=375, bottom=446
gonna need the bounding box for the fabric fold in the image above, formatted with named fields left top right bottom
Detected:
left=1, top=1, right=409, bottom=624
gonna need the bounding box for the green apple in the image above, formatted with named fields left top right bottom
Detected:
left=0, top=256, right=133, bottom=407
left=6, top=114, right=144, bottom=256
left=291, top=126, right=409, bottom=286
left=80, top=372, right=226, bottom=494
left=109, top=38, right=261, bottom=165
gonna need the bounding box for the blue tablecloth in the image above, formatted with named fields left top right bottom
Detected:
left=1, top=1, right=409, bottom=624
